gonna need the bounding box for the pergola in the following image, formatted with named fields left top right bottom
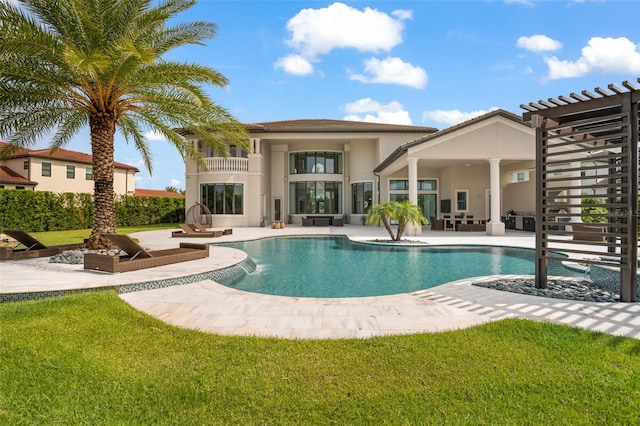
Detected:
left=522, top=79, right=639, bottom=302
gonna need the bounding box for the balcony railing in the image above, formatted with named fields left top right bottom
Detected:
left=199, top=157, right=249, bottom=172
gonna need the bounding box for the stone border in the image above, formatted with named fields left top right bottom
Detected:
left=0, top=257, right=257, bottom=303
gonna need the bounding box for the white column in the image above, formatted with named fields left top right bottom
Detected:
left=569, top=161, right=582, bottom=222
left=408, top=158, right=418, bottom=205
left=486, top=158, right=505, bottom=236
left=407, top=158, right=421, bottom=235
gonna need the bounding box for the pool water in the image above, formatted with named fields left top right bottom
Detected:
left=220, top=236, right=581, bottom=298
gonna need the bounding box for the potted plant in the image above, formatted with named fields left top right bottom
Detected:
left=287, top=214, right=293, bottom=224
left=342, top=213, right=349, bottom=224
left=260, top=215, right=268, bottom=227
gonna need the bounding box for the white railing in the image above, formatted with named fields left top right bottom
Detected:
left=199, top=157, right=249, bottom=172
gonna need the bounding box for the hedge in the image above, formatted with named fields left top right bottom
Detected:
left=0, top=189, right=184, bottom=232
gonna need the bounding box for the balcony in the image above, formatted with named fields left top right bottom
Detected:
left=198, top=157, right=249, bottom=172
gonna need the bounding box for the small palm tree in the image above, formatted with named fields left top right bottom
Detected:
left=0, top=0, right=249, bottom=248
left=365, top=200, right=428, bottom=241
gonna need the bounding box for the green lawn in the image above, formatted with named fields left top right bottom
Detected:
left=1, top=291, right=639, bottom=424
left=25, top=224, right=179, bottom=246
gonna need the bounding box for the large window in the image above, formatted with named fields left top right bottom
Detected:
left=66, top=165, right=75, bottom=179
left=42, top=162, right=51, bottom=177
left=289, top=181, right=342, bottom=214
left=85, top=167, right=93, bottom=180
left=201, top=183, right=243, bottom=215
left=389, top=179, right=438, bottom=219
left=289, top=152, right=342, bottom=174
left=351, top=182, right=372, bottom=214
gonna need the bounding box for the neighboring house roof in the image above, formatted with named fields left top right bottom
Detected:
left=134, top=188, right=185, bottom=198
left=0, top=165, right=37, bottom=186
left=0, top=142, right=139, bottom=172
left=374, top=109, right=528, bottom=173
left=245, top=119, right=438, bottom=134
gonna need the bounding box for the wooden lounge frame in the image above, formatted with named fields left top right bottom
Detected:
left=0, top=229, right=83, bottom=261
left=84, top=233, right=209, bottom=273
left=171, top=223, right=222, bottom=238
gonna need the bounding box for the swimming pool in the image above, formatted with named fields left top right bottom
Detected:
left=220, top=236, right=582, bottom=298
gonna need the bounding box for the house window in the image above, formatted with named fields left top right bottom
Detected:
left=23, top=160, right=29, bottom=169
left=42, top=162, right=51, bottom=177
left=66, top=165, right=75, bottom=179
left=512, top=171, right=529, bottom=182
left=85, top=167, right=93, bottom=180
left=351, top=182, right=372, bottom=214
left=389, top=179, right=409, bottom=190
left=16, top=186, right=25, bottom=190
left=200, top=183, right=243, bottom=215
left=289, top=152, right=343, bottom=174
left=289, top=181, right=342, bottom=214
left=455, top=190, right=469, bottom=212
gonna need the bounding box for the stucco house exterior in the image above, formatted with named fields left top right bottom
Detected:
left=184, top=119, right=439, bottom=228
left=183, top=109, right=604, bottom=234
left=0, top=142, right=139, bottom=195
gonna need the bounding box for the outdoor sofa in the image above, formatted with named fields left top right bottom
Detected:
left=84, top=233, right=209, bottom=273
left=0, top=229, right=84, bottom=261
left=301, top=216, right=344, bottom=226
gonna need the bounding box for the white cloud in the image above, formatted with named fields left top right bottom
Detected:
left=349, top=57, right=427, bottom=89
left=170, top=178, right=181, bottom=187
left=343, top=98, right=413, bottom=125
left=421, top=107, right=499, bottom=126
left=285, top=2, right=409, bottom=58
left=545, top=37, right=640, bottom=79
left=274, top=54, right=314, bottom=75
left=144, top=130, right=167, bottom=141
left=275, top=2, right=411, bottom=75
left=504, top=0, right=535, bottom=6
left=517, top=35, right=562, bottom=52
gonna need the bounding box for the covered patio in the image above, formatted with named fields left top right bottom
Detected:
left=374, top=109, right=535, bottom=236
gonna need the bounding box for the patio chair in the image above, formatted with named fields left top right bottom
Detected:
left=430, top=216, right=444, bottom=231
left=0, top=229, right=84, bottom=260
left=171, top=223, right=222, bottom=238
left=193, top=222, right=232, bottom=236
left=83, top=233, right=209, bottom=273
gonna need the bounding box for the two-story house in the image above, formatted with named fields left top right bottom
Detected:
left=0, top=142, right=139, bottom=195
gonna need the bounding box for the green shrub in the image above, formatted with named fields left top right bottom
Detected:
left=0, top=189, right=184, bottom=231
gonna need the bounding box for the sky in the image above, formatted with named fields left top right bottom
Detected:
left=25, top=0, right=640, bottom=190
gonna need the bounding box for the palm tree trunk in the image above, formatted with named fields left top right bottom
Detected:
left=86, top=112, right=117, bottom=249
left=382, top=217, right=395, bottom=240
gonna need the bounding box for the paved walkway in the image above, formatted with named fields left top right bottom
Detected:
left=1, top=225, right=639, bottom=339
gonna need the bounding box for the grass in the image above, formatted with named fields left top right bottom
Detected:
left=22, top=224, right=179, bottom=246
left=1, top=291, right=639, bottom=425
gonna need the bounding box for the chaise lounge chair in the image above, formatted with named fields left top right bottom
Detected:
left=192, top=223, right=233, bottom=235
left=0, top=229, right=84, bottom=261
left=171, top=223, right=222, bottom=238
left=83, top=233, right=209, bottom=273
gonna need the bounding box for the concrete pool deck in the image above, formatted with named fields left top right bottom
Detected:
left=1, top=225, right=639, bottom=339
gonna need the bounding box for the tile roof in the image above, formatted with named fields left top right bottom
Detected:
left=245, top=119, right=438, bottom=133
left=0, top=142, right=139, bottom=172
left=134, top=188, right=185, bottom=198
left=0, top=166, right=37, bottom=185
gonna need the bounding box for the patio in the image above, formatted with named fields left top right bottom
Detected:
left=1, top=225, right=639, bottom=339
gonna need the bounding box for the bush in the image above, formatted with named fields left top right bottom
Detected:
left=0, top=189, right=184, bottom=231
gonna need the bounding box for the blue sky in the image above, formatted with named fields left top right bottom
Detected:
left=33, top=0, right=640, bottom=190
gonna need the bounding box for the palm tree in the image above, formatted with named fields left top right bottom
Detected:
left=365, top=200, right=427, bottom=241
left=0, top=0, right=249, bottom=248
